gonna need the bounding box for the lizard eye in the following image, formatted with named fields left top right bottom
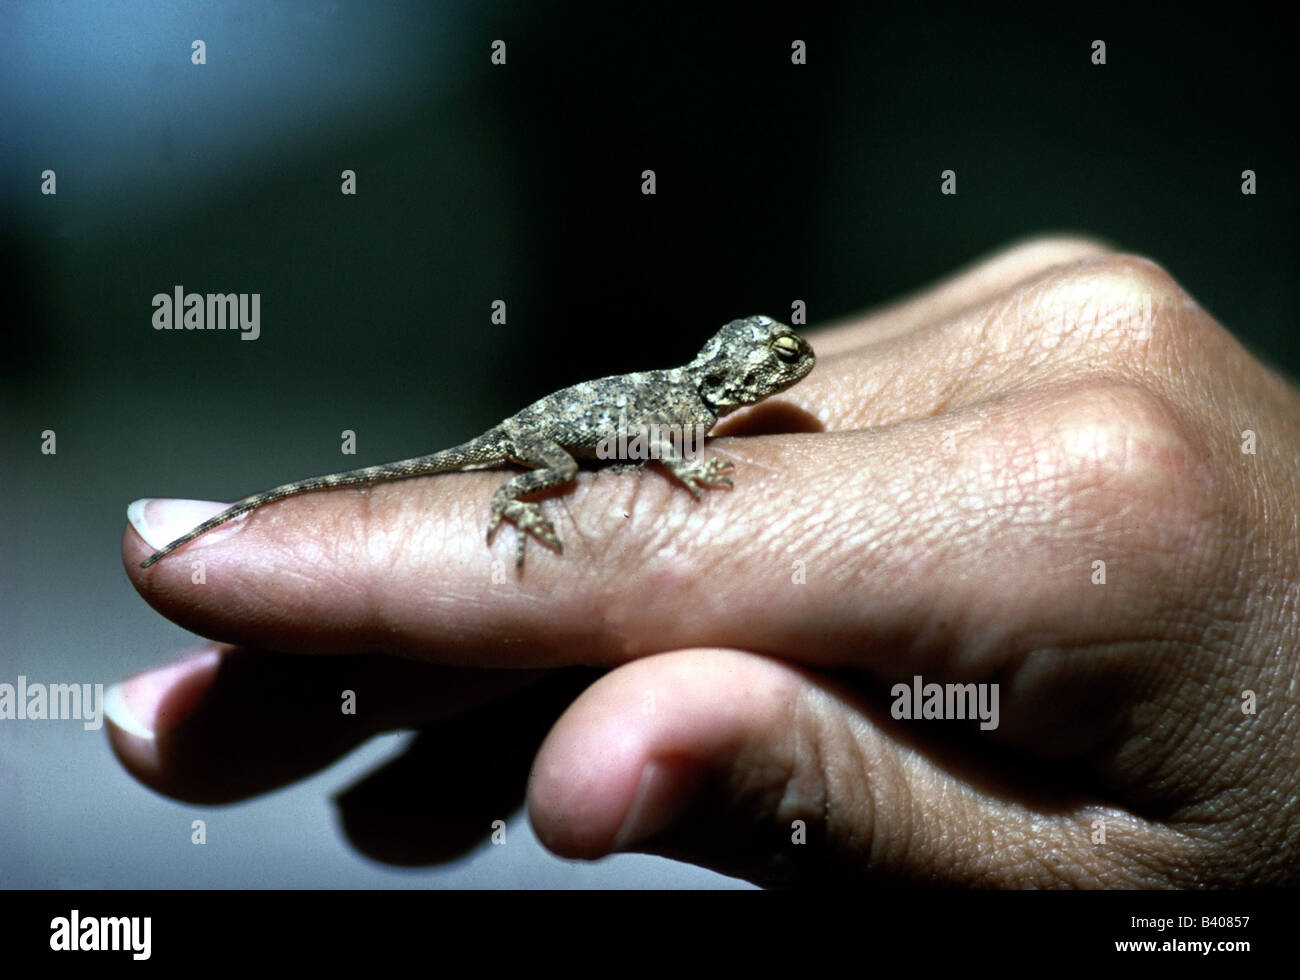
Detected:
left=772, top=336, right=801, bottom=362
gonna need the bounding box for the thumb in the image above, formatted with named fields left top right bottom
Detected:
left=526, top=649, right=1195, bottom=887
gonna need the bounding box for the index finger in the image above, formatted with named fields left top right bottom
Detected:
left=128, top=359, right=1197, bottom=688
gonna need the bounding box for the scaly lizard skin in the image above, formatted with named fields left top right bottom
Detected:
left=140, top=315, right=815, bottom=568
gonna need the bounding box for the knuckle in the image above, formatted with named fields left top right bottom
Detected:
left=1021, top=381, right=1220, bottom=557
left=996, top=232, right=1116, bottom=267
left=1022, top=253, right=1201, bottom=369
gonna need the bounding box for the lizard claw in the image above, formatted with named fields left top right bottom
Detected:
left=489, top=500, right=563, bottom=567
left=675, top=455, right=735, bottom=497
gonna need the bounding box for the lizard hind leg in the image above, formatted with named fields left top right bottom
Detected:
left=484, top=437, right=578, bottom=568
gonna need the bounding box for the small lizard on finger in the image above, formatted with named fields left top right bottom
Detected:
left=138, top=315, right=816, bottom=569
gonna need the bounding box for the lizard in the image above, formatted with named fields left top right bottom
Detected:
left=139, top=314, right=816, bottom=569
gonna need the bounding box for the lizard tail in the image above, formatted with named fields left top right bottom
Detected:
left=138, top=448, right=488, bottom=568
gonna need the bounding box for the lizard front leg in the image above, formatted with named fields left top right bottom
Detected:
left=649, top=430, right=734, bottom=499
left=485, top=437, right=579, bottom=567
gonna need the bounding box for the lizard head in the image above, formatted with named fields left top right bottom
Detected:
left=690, top=315, right=816, bottom=416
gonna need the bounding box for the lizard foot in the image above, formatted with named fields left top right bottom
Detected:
left=487, top=500, right=563, bottom=568
left=675, top=455, right=735, bottom=499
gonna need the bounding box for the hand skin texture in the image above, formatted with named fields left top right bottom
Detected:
left=117, top=236, right=1300, bottom=887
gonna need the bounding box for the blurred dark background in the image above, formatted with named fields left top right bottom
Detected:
left=1, top=1, right=1294, bottom=888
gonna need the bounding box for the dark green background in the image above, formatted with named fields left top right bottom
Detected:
left=1, top=1, right=1294, bottom=888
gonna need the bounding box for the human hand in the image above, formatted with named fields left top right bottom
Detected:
left=117, top=236, right=1300, bottom=885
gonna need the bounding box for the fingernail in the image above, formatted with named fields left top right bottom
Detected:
left=610, top=759, right=701, bottom=851
left=127, top=498, right=238, bottom=551
left=105, top=647, right=222, bottom=741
